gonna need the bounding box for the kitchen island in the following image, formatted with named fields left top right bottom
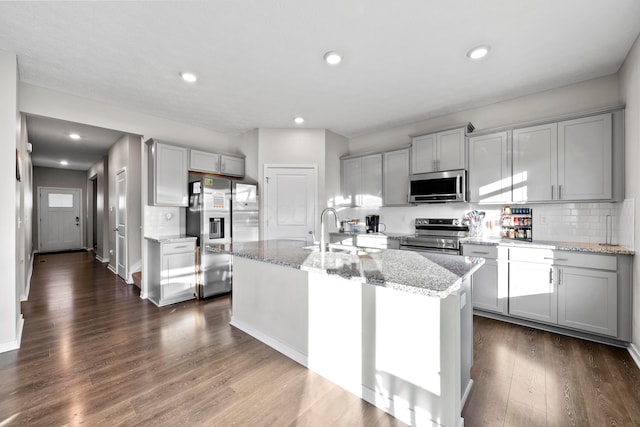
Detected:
left=207, top=240, right=483, bottom=427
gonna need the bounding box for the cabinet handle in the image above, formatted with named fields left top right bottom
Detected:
left=549, top=268, right=553, bottom=284
left=559, top=185, right=563, bottom=200
left=471, top=251, right=490, bottom=255
left=543, top=257, right=568, bottom=262
left=173, top=245, right=188, bottom=249
left=551, top=185, right=554, bottom=200
left=558, top=269, right=562, bottom=286
left=221, top=163, right=225, bottom=172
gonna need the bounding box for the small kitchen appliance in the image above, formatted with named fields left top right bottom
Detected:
left=365, top=215, right=380, bottom=233
left=399, top=218, right=470, bottom=254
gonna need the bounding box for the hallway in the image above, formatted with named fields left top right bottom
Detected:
left=0, top=251, right=403, bottom=426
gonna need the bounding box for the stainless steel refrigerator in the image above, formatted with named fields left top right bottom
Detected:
left=186, top=174, right=259, bottom=299
left=231, top=180, right=259, bottom=242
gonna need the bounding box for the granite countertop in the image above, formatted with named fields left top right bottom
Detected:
left=207, top=239, right=483, bottom=298
left=461, top=236, right=634, bottom=255
left=144, top=235, right=198, bottom=243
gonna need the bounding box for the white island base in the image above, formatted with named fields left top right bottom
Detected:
left=231, top=256, right=473, bottom=427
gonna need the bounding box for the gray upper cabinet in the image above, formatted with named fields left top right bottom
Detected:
left=411, top=127, right=467, bottom=174
left=497, top=111, right=617, bottom=203
left=341, top=154, right=382, bottom=207
left=512, top=123, right=558, bottom=202
left=383, top=148, right=410, bottom=206
left=468, top=131, right=511, bottom=203
left=147, top=140, right=188, bottom=207
left=557, top=113, right=612, bottom=201
left=220, top=154, right=245, bottom=177
left=189, top=149, right=220, bottom=174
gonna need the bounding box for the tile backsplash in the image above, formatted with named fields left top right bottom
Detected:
left=144, top=206, right=185, bottom=237
left=338, top=198, right=635, bottom=250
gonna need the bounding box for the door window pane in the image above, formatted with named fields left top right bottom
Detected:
left=48, top=193, right=73, bottom=208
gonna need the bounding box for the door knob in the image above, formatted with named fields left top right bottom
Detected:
left=113, top=227, right=119, bottom=232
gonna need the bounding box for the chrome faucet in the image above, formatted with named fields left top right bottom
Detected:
left=320, top=207, right=340, bottom=253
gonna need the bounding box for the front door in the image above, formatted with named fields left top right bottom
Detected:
left=116, top=169, right=127, bottom=280
left=264, top=165, right=317, bottom=243
left=38, top=187, right=82, bottom=252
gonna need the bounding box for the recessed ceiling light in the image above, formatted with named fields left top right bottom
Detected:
left=69, top=133, right=80, bottom=140
left=323, top=51, right=342, bottom=65
left=294, top=117, right=305, bottom=124
left=60, top=160, right=69, bottom=166
left=467, top=45, right=490, bottom=60
left=180, top=72, right=197, bottom=83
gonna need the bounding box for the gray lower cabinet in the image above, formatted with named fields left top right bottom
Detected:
left=506, top=247, right=628, bottom=340
left=147, top=239, right=196, bottom=307
left=508, top=259, right=558, bottom=323
left=557, top=266, right=617, bottom=336
left=461, top=244, right=508, bottom=314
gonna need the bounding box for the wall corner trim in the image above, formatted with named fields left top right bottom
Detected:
left=0, top=315, right=24, bottom=354
left=628, top=343, right=640, bottom=370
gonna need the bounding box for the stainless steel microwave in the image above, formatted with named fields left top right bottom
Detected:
left=409, top=169, right=467, bottom=203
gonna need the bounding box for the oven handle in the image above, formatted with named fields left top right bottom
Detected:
left=399, top=245, right=460, bottom=255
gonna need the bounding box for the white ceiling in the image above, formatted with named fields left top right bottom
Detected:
left=1, top=1, right=640, bottom=169
left=26, top=116, right=124, bottom=170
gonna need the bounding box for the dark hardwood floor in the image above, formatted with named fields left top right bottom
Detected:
left=0, top=251, right=405, bottom=426
left=1, top=251, right=639, bottom=426
left=462, top=316, right=640, bottom=426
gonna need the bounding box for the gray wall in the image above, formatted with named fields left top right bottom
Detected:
left=107, top=134, right=142, bottom=280
left=87, top=156, right=108, bottom=262
left=347, top=74, right=621, bottom=155
left=620, top=33, right=640, bottom=358
left=0, top=49, right=19, bottom=351
left=32, top=166, right=89, bottom=251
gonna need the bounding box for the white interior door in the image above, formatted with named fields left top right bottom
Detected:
left=116, top=170, right=127, bottom=279
left=39, top=187, right=82, bottom=252
left=265, top=166, right=317, bottom=243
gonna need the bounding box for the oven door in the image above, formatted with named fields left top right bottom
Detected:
left=399, top=244, right=460, bottom=255
left=399, top=236, right=461, bottom=255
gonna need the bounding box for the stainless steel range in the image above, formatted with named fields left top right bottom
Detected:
left=399, top=218, right=470, bottom=255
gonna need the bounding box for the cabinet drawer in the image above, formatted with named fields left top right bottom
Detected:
left=509, top=247, right=554, bottom=263
left=552, top=251, right=616, bottom=270
left=462, top=244, right=498, bottom=259
left=163, top=241, right=196, bottom=255
left=509, top=247, right=616, bottom=270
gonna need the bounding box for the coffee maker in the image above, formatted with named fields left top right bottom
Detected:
left=365, top=215, right=380, bottom=233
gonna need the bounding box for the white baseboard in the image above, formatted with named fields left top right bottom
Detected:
left=21, top=255, right=34, bottom=302
left=230, top=317, right=308, bottom=367
left=628, top=343, right=640, bottom=370
left=96, top=254, right=106, bottom=263
left=0, top=315, right=24, bottom=354
left=107, top=264, right=116, bottom=274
